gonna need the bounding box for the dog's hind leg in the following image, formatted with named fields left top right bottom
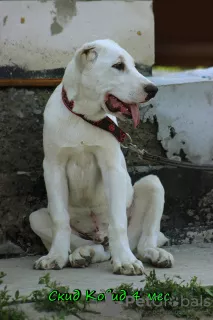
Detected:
left=127, top=175, right=174, bottom=268
left=29, top=208, right=110, bottom=268
left=30, top=208, right=53, bottom=252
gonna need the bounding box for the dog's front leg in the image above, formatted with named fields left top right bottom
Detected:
left=34, top=158, right=71, bottom=270
left=96, top=149, right=144, bottom=275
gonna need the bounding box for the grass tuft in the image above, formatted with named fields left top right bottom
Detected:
left=1, top=269, right=213, bottom=319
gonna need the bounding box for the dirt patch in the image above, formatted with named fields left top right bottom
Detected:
left=0, top=88, right=53, bottom=254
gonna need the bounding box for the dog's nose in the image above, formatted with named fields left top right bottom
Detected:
left=144, top=84, right=158, bottom=100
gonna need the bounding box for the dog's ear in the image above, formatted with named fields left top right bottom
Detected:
left=63, top=43, right=97, bottom=99
left=75, top=44, right=98, bottom=71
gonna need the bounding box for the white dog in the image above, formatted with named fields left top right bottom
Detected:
left=30, top=39, right=174, bottom=275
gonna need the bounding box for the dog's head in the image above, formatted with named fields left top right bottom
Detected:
left=63, top=39, right=158, bottom=128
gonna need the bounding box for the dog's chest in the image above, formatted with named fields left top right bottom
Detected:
left=66, top=149, right=105, bottom=207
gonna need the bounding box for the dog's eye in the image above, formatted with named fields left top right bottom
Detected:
left=112, top=62, right=125, bottom=71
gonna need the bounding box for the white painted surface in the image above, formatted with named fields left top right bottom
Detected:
left=144, top=74, right=213, bottom=165
left=153, top=67, right=213, bottom=80
left=0, top=0, right=154, bottom=71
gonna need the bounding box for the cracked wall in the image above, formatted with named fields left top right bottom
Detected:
left=1, top=0, right=154, bottom=75
left=145, top=75, right=213, bottom=165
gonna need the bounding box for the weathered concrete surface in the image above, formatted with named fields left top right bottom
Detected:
left=1, top=0, right=154, bottom=74
left=1, top=244, right=213, bottom=320
left=9, top=303, right=213, bottom=320
left=148, top=75, right=213, bottom=165
left=1, top=244, right=213, bottom=296
left=1, top=87, right=213, bottom=254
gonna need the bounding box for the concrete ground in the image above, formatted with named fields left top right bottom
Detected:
left=1, top=243, right=213, bottom=319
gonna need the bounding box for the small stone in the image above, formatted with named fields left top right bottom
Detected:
left=0, top=241, right=24, bottom=255
left=162, top=215, right=169, bottom=221
left=25, top=90, right=34, bottom=96
left=207, top=213, right=213, bottom=220
left=187, top=209, right=194, bottom=216
left=17, top=171, right=31, bottom=176
left=33, top=109, right=42, bottom=115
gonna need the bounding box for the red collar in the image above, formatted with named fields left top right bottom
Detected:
left=61, top=86, right=127, bottom=143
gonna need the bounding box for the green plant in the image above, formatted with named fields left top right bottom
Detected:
left=0, top=271, right=95, bottom=320
left=1, top=269, right=213, bottom=320
left=113, top=270, right=213, bottom=319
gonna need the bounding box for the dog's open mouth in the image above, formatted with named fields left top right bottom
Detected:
left=105, top=94, right=140, bottom=128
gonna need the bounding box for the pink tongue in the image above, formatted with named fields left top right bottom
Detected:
left=129, top=104, right=140, bottom=128
left=107, top=95, right=140, bottom=128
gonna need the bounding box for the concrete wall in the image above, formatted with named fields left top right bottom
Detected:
left=0, top=0, right=154, bottom=75
left=149, top=73, right=213, bottom=165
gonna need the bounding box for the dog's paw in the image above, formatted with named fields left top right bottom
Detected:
left=111, top=251, right=144, bottom=275
left=69, top=246, right=95, bottom=268
left=137, top=247, right=174, bottom=268
left=33, top=253, right=68, bottom=270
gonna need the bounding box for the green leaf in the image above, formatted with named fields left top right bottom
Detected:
left=15, top=290, right=20, bottom=300
left=204, top=288, right=213, bottom=297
